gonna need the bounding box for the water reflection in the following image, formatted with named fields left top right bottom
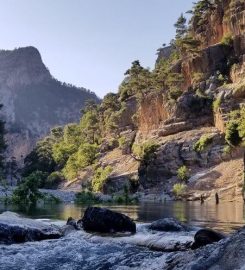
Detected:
left=0, top=201, right=244, bottom=233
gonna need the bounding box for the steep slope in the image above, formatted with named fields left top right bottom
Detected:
left=0, top=47, right=99, bottom=161
left=21, top=0, right=245, bottom=203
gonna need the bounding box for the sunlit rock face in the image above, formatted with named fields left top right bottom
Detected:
left=0, top=46, right=99, bottom=162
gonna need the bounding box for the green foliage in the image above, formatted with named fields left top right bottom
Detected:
left=225, top=108, right=245, bottom=147
left=221, top=33, right=233, bottom=46
left=12, top=173, right=44, bottom=205
left=192, top=72, right=205, bottom=85
left=168, top=87, right=182, bottom=101
left=22, top=137, right=56, bottom=177
left=62, top=143, right=99, bottom=180
left=132, top=141, right=158, bottom=161
left=119, top=60, right=153, bottom=101
left=173, top=183, right=186, bottom=197
left=193, top=134, right=213, bottom=152
left=75, top=190, right=101, bottom=204
left=45, top=171, right=63, bottom=189
left=177, top=165, right=188, bottom=182
left=213, top=97, right=222, bottom=112
left=223, top=145, right=232, bottom=155
left=91, top=166, right=113, bottom=192
left=118, top=136, right=127, bottom=149
left=174, top=13, right=187, bottom=40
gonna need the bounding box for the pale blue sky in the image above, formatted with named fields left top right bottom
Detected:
left=0, top=0, right=194, bottom=97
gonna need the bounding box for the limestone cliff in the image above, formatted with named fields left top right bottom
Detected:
left=0, top=47, right=99, bottom=162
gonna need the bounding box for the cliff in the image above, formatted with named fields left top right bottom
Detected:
left=22, top=0, right=245, bottom=203
left=0, top=47, right=99, bottom=162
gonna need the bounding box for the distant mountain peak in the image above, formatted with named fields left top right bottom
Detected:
left=0, top=46, right=51, bottom=88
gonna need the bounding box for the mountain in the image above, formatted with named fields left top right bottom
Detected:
left=0, top=46, right=99, bottom=162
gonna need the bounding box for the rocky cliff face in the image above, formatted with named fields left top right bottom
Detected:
left=0, top=47, right=99, bottom=162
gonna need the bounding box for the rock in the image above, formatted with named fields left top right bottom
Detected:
left=66, top=217, right=79, bottom=230
left=81, top=207, right=136, bottom=234
left=165, top=227, right=245, bottom=270
left=191, top=228, right=225, bottom=249
left=0, top=211, right=62, bottom=244
left=60, top=225, right=76, bottom=236
left=149, top=218, right=189, bottom=232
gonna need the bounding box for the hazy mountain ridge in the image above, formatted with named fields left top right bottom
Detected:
left=0, top=46, right=99, bottom=162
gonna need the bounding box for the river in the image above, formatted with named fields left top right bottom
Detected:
left=0, top=201, right=244, bottom=270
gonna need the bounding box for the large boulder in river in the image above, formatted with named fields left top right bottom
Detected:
left=81, top=207, right=136, bottom=234
left=0, top=211, right=62, bottom=244
left=191, top=228, right=225, bottom=249
left=149, top=218, right=189, bottom=232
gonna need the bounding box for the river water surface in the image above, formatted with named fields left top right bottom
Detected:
left=0, top=201, right=244, bottom=270
left=0, top=200, right=244, bottom=232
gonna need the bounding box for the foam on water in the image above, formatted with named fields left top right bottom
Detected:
left=0, top=223, right=196, bottom=270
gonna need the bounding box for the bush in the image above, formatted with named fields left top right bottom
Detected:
left=225, top=120, right=241, bottom=146
left=213, top=97, right=222, bottom=112
left=45, top=171, right=63, bottom=189
left=223, top=145, right=232, bottom=155
left=12, top=173, right=44, bottom=205
left=193, top=135, right=213, bottom=152
left=221, top=33, right=233, bottom=46
left=132, top=141, right=158, bottom=161
left=177, top=165, right=188, bottom=182
left=173, top=183, right=186, bottom=197
left=75, top=190, right=101, bottom=204
left=168, top=87, right=182, bottom=101
left=91, top=166, right=113, bottom=192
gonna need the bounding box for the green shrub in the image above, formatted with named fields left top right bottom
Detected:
left=75, top=190, right=101, bottom=204
left=91, top=166, right=113, bottom=192
left=168, top=87, right=182, bottom=101
left=223, top=145, right=232, bottom=155
left=173, top=183, right=186, bottom=197
left=213, top=97, right=222, bottom=112
left=12, top=173, right=44, bottom=205
left=192, top=72, right=205, bottom=84
left=45, top=171, right=63, bottom=189
left=225, top=120, right=241, bottom=146
left=177, top=165, right=188, bottom=182
left=221, top=33, right=233, bottom=46
left=132, top=141, right=158, bottom=161
left=193, top=135, right=213, bottom=152
left=118, top=136, right=128, bottom=150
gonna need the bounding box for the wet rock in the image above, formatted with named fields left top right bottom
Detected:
left=60, top=225, right=76, bottom=236
left=66, top=217, right=79, bottom=230
left=81, top=207, right=136, bottom=234
left=0, top=211, right=62, bottom=244
left=149, top=218, right=189, bottom=232
left=191, top=228, right=225, bottom=249
left=165, top=227, right=245, bottom=270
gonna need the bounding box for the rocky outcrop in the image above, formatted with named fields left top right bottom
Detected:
left=0, top=47, right=99, bottom=162
left=0, top=211, right=62, bottom=244
left=81, top=207, right=136, bottom=233
left=139, top=128, right=226, bottom=189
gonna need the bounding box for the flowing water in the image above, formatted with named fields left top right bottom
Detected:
left=0, top=201, right=244, bottom=270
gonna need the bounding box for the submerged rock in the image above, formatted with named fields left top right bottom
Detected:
left=191, top=228, right=225, bottom=249
left=0, top=211, right=62, bottom=244
left=81, top=207, right=136, bottom=234
left=149, top=218, right=189, bottom=232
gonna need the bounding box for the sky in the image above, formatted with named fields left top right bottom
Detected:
left=0, top=0, right=194, bottom=98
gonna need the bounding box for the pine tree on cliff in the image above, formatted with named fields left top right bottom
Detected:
left=174, top=13, right=187, bottom=40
